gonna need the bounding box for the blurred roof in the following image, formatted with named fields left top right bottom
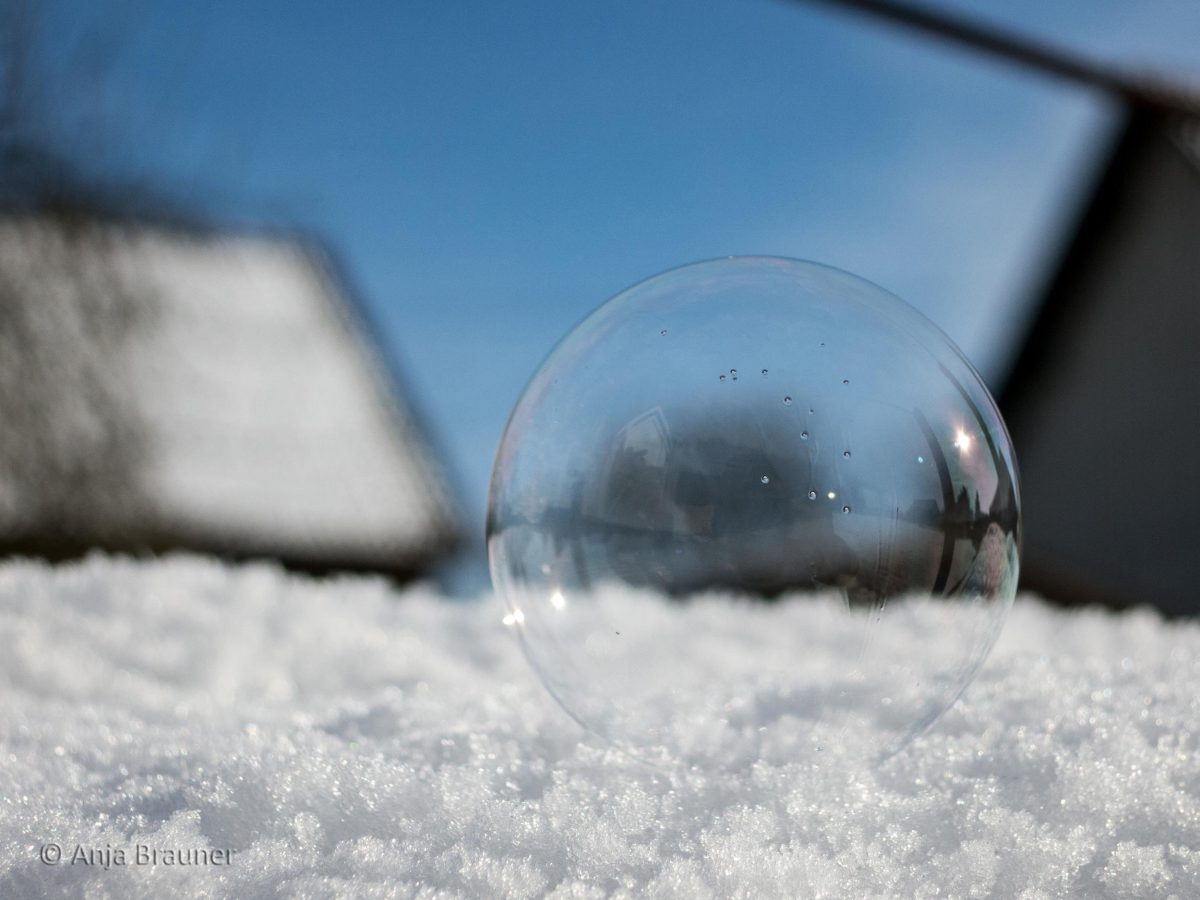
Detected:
left=0, top=212, right=464, bottom=578
left=798, top=0, right=1200, bottom=116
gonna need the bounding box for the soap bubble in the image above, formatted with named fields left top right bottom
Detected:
left=488, top=257, right=1019, bottom=768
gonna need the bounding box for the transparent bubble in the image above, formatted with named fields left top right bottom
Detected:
left=488, top=257, right=1020, bottom=769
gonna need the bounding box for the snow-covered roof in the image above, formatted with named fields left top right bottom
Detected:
left=0, top=214, right=461, bottom=576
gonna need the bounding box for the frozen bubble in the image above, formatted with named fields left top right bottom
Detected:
left=488, top=257, right=1020, bottom=768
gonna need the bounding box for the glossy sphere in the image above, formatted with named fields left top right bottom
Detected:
left=488, top=258, right=1020, bottom=767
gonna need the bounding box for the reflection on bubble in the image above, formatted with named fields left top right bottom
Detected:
left=488, top=257, right=1020, bottom=768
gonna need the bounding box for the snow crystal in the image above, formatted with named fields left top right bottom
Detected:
left=0, top=554, right=1197, bottom=898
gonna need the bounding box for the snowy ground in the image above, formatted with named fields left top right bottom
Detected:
left=0, top=555, right=1197, bottom=899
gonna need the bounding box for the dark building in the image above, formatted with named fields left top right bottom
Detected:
left=1000, top=106, right=1200, bottom=614
left=803, top=0, right=1200, bottom=614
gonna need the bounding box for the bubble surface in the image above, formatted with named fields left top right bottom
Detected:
left=488, top=257, right=1020, bottom=768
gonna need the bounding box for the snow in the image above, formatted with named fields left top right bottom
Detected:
left=1, top=554, right=1197, bottom=898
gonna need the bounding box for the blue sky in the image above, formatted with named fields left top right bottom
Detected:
left=43, top=0, right=1200, bottom=553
